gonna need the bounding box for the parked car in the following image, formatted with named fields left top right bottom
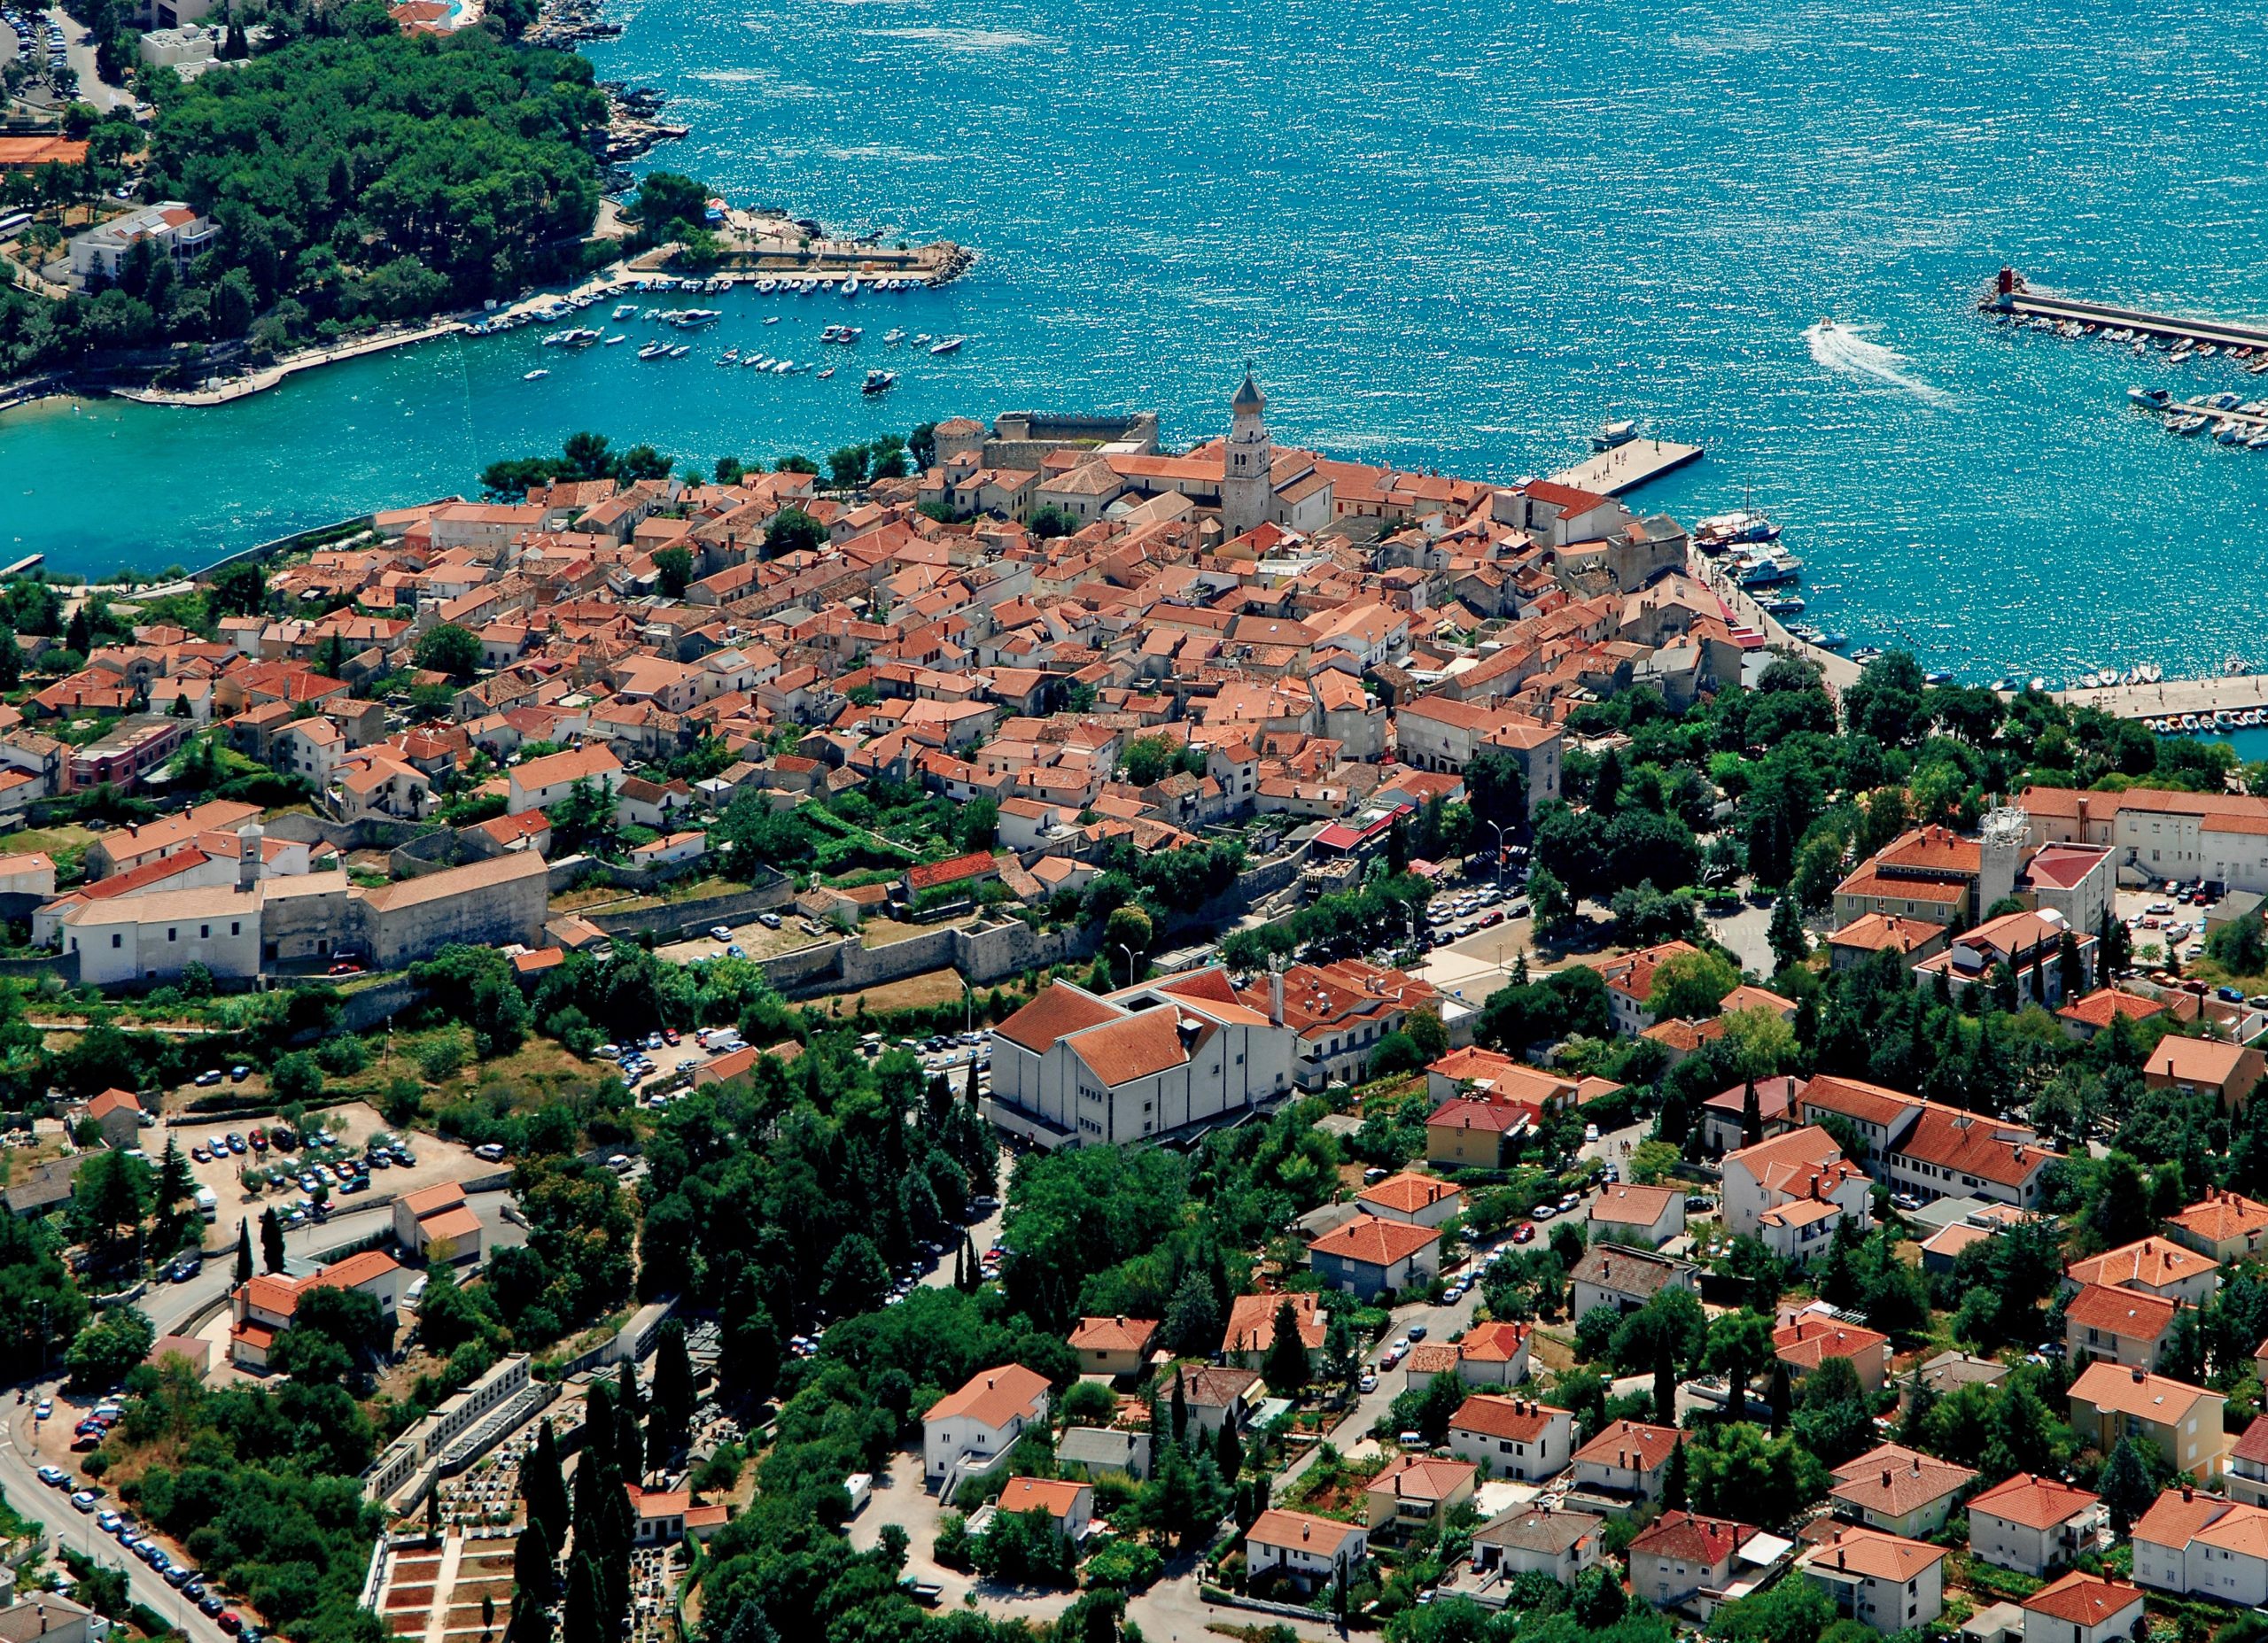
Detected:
left=709, top=926, right=734, bottom=941
left=193, top=1070, right=223, bottom=1087
left=71, top=1491, right=98, bottom=1512
left=37, top=1466, right=66, bottom=1487
left=474, top=1143, right=507, bottom=1162
left=229, top=1066, right=250, bottom=1082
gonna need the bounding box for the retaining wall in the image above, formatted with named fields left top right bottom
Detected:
left=759, top=917, right=1099, bottom=1000
left=579, top=874, right=796, bottom=940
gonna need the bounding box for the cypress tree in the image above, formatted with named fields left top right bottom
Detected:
left=1662, top=1437, right=1689, bottom=1511
left=653, top=1322, right=695, bottom=1445
left=234, top=1217, right=252, bottom=1286
left=260, top=1205, right=285, bottom=1274
left=524, top=1420, right=569, bottom=1546
left=1767, top=1360, right=1792, bottom=1437
left=1169, top=1368, right=1188, bottom=1444
left=560, top=1556, right=603, bottom=1643
left=513, top=1519, right=556, bottom=1608
left=581, top=1379, right=615, bottom=1462
left=614, top=1397, right=644, bottom=1481
left=1653, top=1343, right=1677, bottom=1428
left=1215, top=1416, right=1241, bottom=1481
left=1741, top=1075, right=1763, bottom=1149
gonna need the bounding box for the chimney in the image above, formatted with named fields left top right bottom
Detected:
left=2183, top=1484, right=2194, bottom=1502
left=1882, top=1469, right=1892, bottom=1490
left=2132, top=1365, right=2146, bottom=1383
left=1268, top=966, right=1285, bottom=1026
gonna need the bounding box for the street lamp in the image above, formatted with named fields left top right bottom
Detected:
left=1116, top=943, right=1136, bottom=990
left=1485, top=821, right=1510, bottom=891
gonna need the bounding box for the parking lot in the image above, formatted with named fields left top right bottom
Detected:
left=653, top=910, right=834, bottom=965
left=161, top=1098, right=491, bottom=1249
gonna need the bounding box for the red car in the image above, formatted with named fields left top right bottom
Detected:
left=218, top=1616, right=242, bottom=1636
left=1512, top=1222, right=1535, bottom=1244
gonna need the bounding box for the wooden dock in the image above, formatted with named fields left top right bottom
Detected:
left=1990, top=273, right=2268, bottom=353
left=1551, top=437, right=1701, bottom=497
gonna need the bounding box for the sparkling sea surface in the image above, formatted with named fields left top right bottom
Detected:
left=3, top=0, right=2265, bottom=680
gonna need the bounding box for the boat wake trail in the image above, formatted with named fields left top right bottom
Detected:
left=1804, top=321, right=1950, bottom=405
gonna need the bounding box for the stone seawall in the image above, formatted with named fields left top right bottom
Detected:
left=581, top=875, right=796, bottom=940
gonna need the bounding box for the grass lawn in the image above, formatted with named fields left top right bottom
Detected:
left=806, top=967, right=970, bottom=1016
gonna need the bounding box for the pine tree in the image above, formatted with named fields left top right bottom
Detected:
left=234, top=1217, right=252, bottom=1286
left=260, top=1205, right=285, bottom=1274
left=1662, top=1437, right=1689, bottom=1512
left=524, top=1420, right=569, bottom=1546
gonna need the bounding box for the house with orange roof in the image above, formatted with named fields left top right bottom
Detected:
left=1220, top=1290, right=1326, bottom=1370
left=1797, top=1524, right=1948, bottom=1631
left=922, top=1364, right=1050, bottom=1491
left=1066, top=1315, right=1159, bottom=1378
left=2229, top=1415, right=2268, bottom=1508
left=1831, top=825, right=1989, bottom=929
left=2182, top=1197, right=2268, bottom=1277
left=2057, top=987, right=2169, bottom=1042
left=1583, top=940, right=1705, bottom=1037
left=1355, top=1171, right=1462, bottom=1229
left=1423, top=1047, right=1575, bottom=1111
left=1966, top=1473, right=2103, bottom=1577
left=1586, top=1182, right=1683, bottom=1249
left=1699, top=1074, right=1804, bottom=1155
left=1363, top=1453, right=1477, bottom=1534
left=1425, top=1097, right=1534, bottom=1170
left=1913, top=907, right=2097, bottom=1010
left=995, top=1476, right=1095, bottom=1543
left=1721, top=1125, right=1873, bottom=1250
left=1307, top=1213, right=1441, bottom=1299
left=1244, top=1507, right=1367, bottom=1589
left=505, top=743, right=624, bottom=815
left=1627, top=1510, right=1762, bottom=1617
left=1571, top=1419, right=1682, bottom=1505
left=2132, top=1484, right=2268, bottom=1600
left=1829, top=911, right=1951, bottom=971
left=392, top=1180, right=484, bottom=1266
left=2067, top=1360, right=2225, bottom=1482
left=2020, top=1571, right=2146, bottom=1643
left=83, top=1088, right=144, bottom=1150
left=1775, top=1314, right=1891, bottom=1394
left=1448, top=1393, right=1574, bottom=1483
left=2145, top=1035, right=2268, bottom=1112
left=1882, top=1102, right=2058, bottom=1212
left=229, top=1248, right=406, bottom=1370
left=2064, top=1282, right=2177, bottom=1371
left=1829, top=1442, right=1976, bottom=1537
left=1442, top=1320, right=1532, bottom=1389
left=2063, top=1236, right=2220, bottom=1306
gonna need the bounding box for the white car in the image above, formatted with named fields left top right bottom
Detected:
left=1583, top=1123, right=1600, bottom=1143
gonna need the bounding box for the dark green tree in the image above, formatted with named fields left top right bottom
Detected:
left=260, top=1204, right=286, bottom=1274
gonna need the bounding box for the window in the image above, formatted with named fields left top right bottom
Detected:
left=200, top=925, right=210, bottom=939
left=230, top=922, right=240, bottom=936
left=167, top=927, right=177, bottom=942
left=112, top=934, right=122, bottom=949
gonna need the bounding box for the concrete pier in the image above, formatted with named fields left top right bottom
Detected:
left=2052, top=674, right=2268, bottom=724
left=1552, top=438, right=1702, bottom=497
left=1988, top=272, right=2268, bottom=353
left=1684, top=550, right=1860, bottom=691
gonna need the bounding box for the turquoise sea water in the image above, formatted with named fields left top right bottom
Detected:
left=4, top=0, right=2267, bottom=679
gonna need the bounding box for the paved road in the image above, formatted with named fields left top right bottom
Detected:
left=0, top=1190, right=518, bottom=1638
left=42, top=5, right=128, bottom=109
left=0, top=1407, right=228, bottom=1643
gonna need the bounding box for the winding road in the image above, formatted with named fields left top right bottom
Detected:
left=0, top=1191, right=518, bottom=1642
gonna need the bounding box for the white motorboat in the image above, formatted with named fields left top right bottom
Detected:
left=523, top=368, right=549, bottom=381
left=929, top=335, right=963, bottom=355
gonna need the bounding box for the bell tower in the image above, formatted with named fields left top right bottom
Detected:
left=1222, top=367, right=1271, bottom=535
